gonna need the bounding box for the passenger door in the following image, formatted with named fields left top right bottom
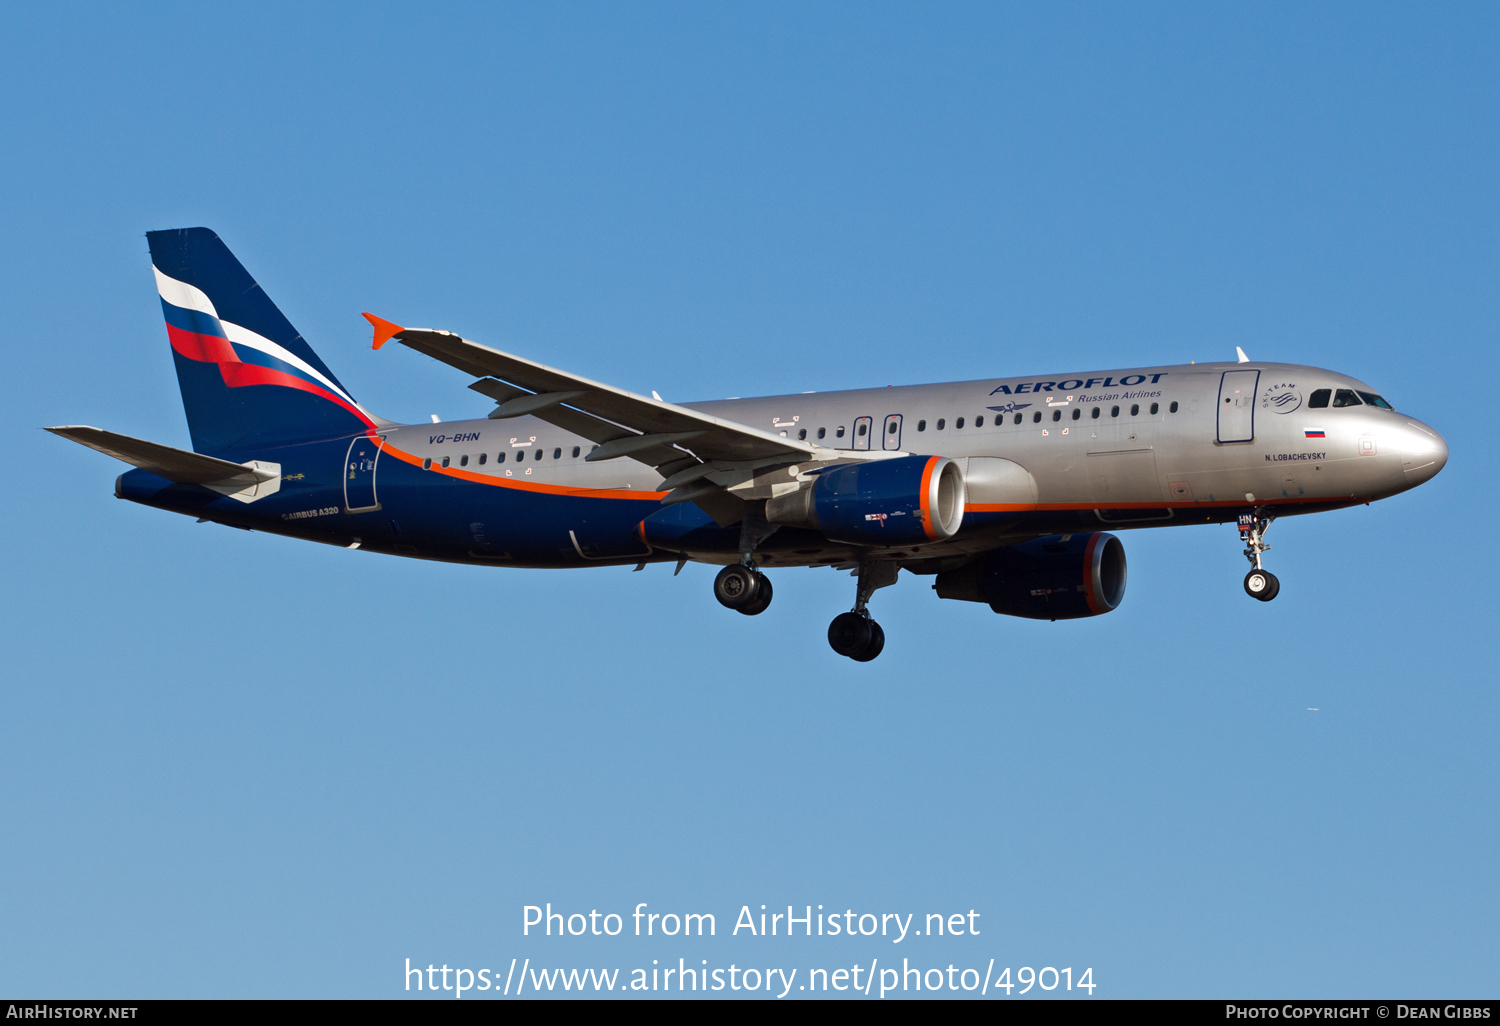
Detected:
left=344, top=436, right=382, bottom=512
left=1217, top=370, right=1260, bottom=443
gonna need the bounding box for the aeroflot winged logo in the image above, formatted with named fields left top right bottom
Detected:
left=986, top=402, right=1032, bottom=415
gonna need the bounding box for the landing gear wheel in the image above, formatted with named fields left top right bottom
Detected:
left=1244, top=568, right=1280, bottom=601
left=850, top=620, right=885, bottom=662
left=828, top=612, right=883, bottom=660
left=714, top=564, right=760, bottom=610
left=828, top=612, right=871, bottom=657
left=738, top=572, right=773, bottom=615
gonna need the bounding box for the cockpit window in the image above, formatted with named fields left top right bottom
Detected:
left=1332, top=388, right=1363, bottom=407
left=1308, top=389, right=1331, bottom=409
left=1357, top=391, right=1394, bottom=410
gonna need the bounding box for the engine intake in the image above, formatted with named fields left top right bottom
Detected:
left=934, top=532, right=1127, bottom=619
left=766, top=455, right=965, bottom=545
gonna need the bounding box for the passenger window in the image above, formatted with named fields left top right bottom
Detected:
left=1071, top=408, right=1081, bottom=420
left=836, top=426, right=845, bottom=438
left=441, top=456, right=450, bottom=468
left=1169, top=401, right=1179, bottom=413
left=1013, top=413, right=1022, bottom=424
left=1032, top=412, right=1042, bottom=423
left=572, top=446, right=581, bottom=457
left=817, top=427, right=826, bottom=439
left=1150, top=402, right=1159, bottom=415
left=422, top=457, right=432, bottom=470
left=917, top=420, right=926, bottom=432
left=888, top=421, right=898, bottom=435
left=515, top=450, right=525, bottom=462
left=1357, top=391, right=1394, bottom=410
left=956, top=417, right=965, bottom=429
left=936, top=419, right=945, bottom=430
left=975, top=415, right=984, bottom=427
left=1051, top=410, right=1061, bottom=422
left=1308, top=389, right=1331, bottom=409
left=1332, top=389, right=1362, bottom=407
left=553, top=448, right=561, bottom=459
left=535, top=449, right=543, bottom=460
left=1111, top=406, right=1120, bottom=417
left=478, top=453, right=487, bottom=465
left=1091, top=407, right=1100, bottom=419
left=1131, top=404, right=1139, bottom=416
left=798, top=429, right=807, bottom=440
left=857, top=423, right=867, bottom=437
left=460, top=455, right=469, bottom=467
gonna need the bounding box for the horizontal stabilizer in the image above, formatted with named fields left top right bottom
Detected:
left=47, top=426, right=282, bottom=502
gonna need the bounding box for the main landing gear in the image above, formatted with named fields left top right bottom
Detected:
left=714, top=563, right=773, bottom=616
left=713, top=505, right=780, bottom=616
left=828, top=562, right=898, bottom=662
left=1239, top=513, right=1280, bottom=602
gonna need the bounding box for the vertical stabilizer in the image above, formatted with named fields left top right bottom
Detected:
left=146, top=227, right=375, bottom=453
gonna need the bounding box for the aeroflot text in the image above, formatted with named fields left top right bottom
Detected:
left=522, top=904, right=978, bottom=942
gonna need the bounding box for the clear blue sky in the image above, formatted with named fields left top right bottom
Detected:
left=2, top=2, right=1495, bottom=999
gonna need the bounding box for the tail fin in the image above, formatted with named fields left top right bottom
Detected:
left=146, top=227, right=377, bottom=453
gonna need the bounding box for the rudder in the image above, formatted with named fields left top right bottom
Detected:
left=147, top=227, right=376, bottom=453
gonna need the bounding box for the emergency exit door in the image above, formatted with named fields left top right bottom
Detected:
left=853, top=416, right=873, bottom=451
left=344, top=436, right=382, bottom=512
left=1217, top=370, right=1260, bottom=443
left=882, top=414, right=903, bottom=450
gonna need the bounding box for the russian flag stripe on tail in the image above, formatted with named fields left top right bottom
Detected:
left=146, top=228, right=377, bottom=453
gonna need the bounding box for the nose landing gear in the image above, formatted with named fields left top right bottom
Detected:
left=828, top=561, right=898, bottom=661
left=1239, top=513, right=1279, bottom=602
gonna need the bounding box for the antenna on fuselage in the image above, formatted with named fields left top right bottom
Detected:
left=1235, top=346, right=1251, bottom=363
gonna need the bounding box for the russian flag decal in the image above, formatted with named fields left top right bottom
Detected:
left=1305, top=429, right=1325, bottom=438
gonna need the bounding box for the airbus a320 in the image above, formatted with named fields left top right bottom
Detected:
left=50, top=228, right=1448, bottom=661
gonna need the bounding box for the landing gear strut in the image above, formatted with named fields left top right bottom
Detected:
left=1239, top=513, right=1279, bottom=602
left=828, top=561, right=898, bottom=661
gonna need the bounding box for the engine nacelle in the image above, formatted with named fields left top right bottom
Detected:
left=934, top=533, right=1126, bottom=619
left=765, top=455, right=965, bottom=546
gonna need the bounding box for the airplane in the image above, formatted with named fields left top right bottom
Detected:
left=49, top=228, right=1449, bottom=661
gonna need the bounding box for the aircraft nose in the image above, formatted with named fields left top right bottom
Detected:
left=1401, top=419, right=1448, bottom=486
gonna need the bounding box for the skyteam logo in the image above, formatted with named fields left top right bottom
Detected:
left=1261, top=383, right=1302, bottom=414
left=986, top=402, right=1033, bottom=415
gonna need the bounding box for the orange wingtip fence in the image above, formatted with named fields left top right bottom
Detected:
left=362, top=313, right=405, bottom=350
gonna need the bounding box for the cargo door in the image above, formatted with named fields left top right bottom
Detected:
left=1087, top=447, right=1170, bottom=522
left=1086, top=448, right=1163, bottom=503
left=1217, top=370, right=1260, bottom=443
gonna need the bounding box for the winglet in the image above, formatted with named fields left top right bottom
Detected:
left=1235, top=346, right=1250, bottom=363
left=362, top=312, right=405, bottom=350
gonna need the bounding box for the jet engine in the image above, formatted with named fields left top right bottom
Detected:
left=766, top=455, right=965, bottom=546
left=934, top=532, right=1126, bottom=619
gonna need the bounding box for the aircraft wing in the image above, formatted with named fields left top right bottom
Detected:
left=364, top=314, right=817, bottom=473
left=46, top=426, right=276, bottom=487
